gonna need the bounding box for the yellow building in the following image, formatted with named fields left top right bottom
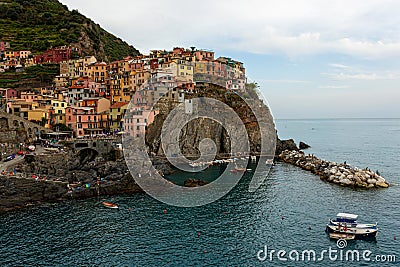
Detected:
left=87, top=62, right=108, bottom=83
left=51, top=100, right=68, bottom=124
left=169, top=59, right=194, bottom=82
left=194, top=61, right=208, bottom=74
left=67, top=56, right=97, bottom=79
left=4, top=51, right=14, bottom=59
left=109, top=101, right=129, bottom=130
left=28, top=108, right=48, bottom=125
left=54, top=75, right=69, bottom=87
left=130, top=69, right=151, bottom=92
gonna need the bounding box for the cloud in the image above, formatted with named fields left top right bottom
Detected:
left=329, top=64, right=351, bottom=69
left=322, top=70, right=400, bottom=81
left=328, top=72, right=400, bottom=81
left=324, top=63, right=400, bottom=81
left=60, top=0, right=400, bottom=59
left=257, top=79, right=311, bottom=84
left=318, top=85, right=349, bottom=89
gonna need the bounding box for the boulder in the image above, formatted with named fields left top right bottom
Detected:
left=275, top=138, right=298, bottom=155
left=299, top=141, right=311, bottom=150
left=367, top=178, right=377, bottom=185
left=376, top=182, right=389, bottom=188
left=340, top=178, right=353, bottom=186
left=184, top=178, right=208, bottom=187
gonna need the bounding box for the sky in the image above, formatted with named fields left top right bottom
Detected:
left=60, top=0, right=400, bottom=119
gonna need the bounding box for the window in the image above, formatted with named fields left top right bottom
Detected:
left=136, top=118, right=140, bottom=123
left=136, top=126, right=140, bottom=130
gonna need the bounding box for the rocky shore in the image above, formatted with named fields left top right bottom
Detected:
left=0, top=136, right=382, bottom=212
left=278, top=150, right=390, bottom=189
left=0, top=150, right=143, bottom=212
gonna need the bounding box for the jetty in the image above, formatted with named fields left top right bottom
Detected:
left=278, top=150, right=389, bottom=189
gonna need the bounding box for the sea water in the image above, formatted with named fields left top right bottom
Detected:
left=0, top=119, right=399, bottom=266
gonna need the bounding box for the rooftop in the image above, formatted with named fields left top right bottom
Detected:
left=110, top=102, right=129, bottom=109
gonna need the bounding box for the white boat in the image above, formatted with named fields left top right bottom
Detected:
left=326, top=213, right=378, bottom=239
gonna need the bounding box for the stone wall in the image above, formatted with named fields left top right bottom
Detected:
left=0, top=111, right=52, bottom=143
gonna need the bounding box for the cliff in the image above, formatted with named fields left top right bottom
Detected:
left=146, top=83, right=277, bottom=158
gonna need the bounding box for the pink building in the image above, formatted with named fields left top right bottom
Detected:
left=124, top=108, right=158, bottom=138
left=194, top=50, right=215, bottom=61
left=21, top=92, right=40, bottom=102
left=66, top=106, right=105, bottom=137
left=0, top=42, right=10, bottom=52
left=0, top=88, right=18, bottom=99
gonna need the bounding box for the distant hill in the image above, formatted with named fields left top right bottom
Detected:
left=0, top=0, right=140, bottom=61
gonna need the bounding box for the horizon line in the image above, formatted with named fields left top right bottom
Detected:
left=275, top=117, right=400, bottom=120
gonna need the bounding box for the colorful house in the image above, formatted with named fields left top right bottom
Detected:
left=65, top=106, right=109, bottom=137
left=34, top=46, right=81, bottom=64
left=124, top=108, right=159, bottom=138
left=109, top=101, right=129, bottom=130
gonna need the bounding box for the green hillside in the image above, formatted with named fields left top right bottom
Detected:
left=0, top=0, right=140, bottom=61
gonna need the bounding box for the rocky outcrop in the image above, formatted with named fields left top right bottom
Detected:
left=0, top=150, right=142, bottom=212
left=275, top=138, right=298, bottom=156
left=146, top=83, right=277, bottom=159
left=299, top=141, right=311, bottom=150
left=184, top=178, right=208, bottom=187
left=0, top=176, right=68, bottom=211
left=279, top=150, right=390, bottom=189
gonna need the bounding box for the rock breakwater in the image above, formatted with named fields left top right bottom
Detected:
left=279, top=150, right=390, bottom=189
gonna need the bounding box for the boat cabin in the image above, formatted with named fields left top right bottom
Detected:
left=335, top=213, right=358, bottom=223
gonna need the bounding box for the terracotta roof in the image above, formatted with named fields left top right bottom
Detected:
left=110, top=102, right=129, bottom=109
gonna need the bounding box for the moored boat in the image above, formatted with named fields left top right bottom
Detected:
left=329, top=232, right=355, bottom=240
left=326, top=213, right=378, bottom=239
left=230, top=167, right=247, bottom=173
left=102, top=201, right=119, bottom=209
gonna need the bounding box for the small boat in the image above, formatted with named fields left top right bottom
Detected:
left=230, top=167, right=247, bottom=173
left=329, top=232, right=355, bottom=240
left=266, top=159, right=274, bottom=165
left=102, top=201, right=119, bottom=209
left=326, top=213, right=378, bottom=239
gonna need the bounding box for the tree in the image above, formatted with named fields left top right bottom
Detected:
left=40, top=117, right=47, bottom=127
left=54, top=123, right=70, bottom=131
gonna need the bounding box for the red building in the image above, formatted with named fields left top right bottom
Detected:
left=0, top=42, right=10, bottom=52
left=150, top=58, right=159, bottom=70
left=34, top=46, right=81, bottom=64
